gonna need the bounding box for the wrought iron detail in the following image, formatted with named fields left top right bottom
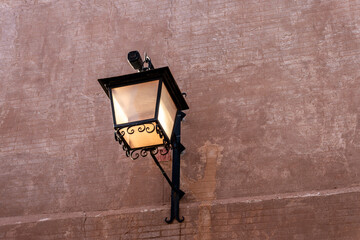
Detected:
left=156, top=124, right=164, bottom=138
left=114, top=123, right=170, bottom=160
left=120, top=146, right=171, bottom=160
left=136, top=123, right=157, bottom=134
left=119, top=123, right=158, bottom=136
left=113, top=112, right=186, bottom=224
left=160, top=144, right=170, bottom=155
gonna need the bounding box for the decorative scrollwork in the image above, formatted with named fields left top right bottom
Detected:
left=156, top=125, right=164, bottom=139
left=122, top=144, right=129, bottom=153
left=114, top=123, right=171, bottom=160
left=120, top=130, right=125, bottom=136
left=115, top=129, right=125, bottom=143
left=130, top=150, right=140, bottom=160
left=163, top=138, right=170, bottom=147
left=120, top=146, right=170, bottom=161
left=140, top=149, right=149, bottom=157
left=137, top=124, right=146, bottom=132
left=160, top=145, right=170, bottom=155
left=146, top=123, right=156, bottom=133
left=126, top=126, right=135, bottom=134
left=125, top=149, right=140, bottom=160
left=123, top=123, right=157, bottom=135
left=123, top=123, right=158, bottom=136
left=150, top=147, right=159, bottom=155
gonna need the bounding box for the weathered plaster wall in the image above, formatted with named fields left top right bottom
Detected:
left=1, top=0, right=360, bottom=239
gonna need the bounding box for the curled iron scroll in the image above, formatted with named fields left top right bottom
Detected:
left=114, top=123, right=171, bottom=160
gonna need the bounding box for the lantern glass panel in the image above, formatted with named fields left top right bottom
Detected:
left=158, top=83, right=177, bottom=139
left=111, top=80, right=159, bottom=125
left=122, top=122, right=164, bottom=149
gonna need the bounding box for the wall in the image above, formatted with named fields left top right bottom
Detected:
left=1, top=0, right=360, bottom=239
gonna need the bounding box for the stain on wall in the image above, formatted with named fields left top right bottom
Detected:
left=185, top=141, right=223, bottom=201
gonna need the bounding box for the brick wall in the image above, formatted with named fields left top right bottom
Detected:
left=1, top=0, right=360, bottom=239
left=1, top=190, right=360, bottom=239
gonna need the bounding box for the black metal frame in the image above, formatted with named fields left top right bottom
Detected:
left=98, top=67, right=188, bottom=110
left=113, top=111, right=186, bottom=223
left=107, top=78, right=159, bottom=127
left=98, top=67, right=188, bottom=224
left=99, top=68, right=188, bottom=151
left=114, top=121, right=171, bottom=160
left=165, top=111, right=186, bottom=223
left=108, top=78, right=175, bottom=151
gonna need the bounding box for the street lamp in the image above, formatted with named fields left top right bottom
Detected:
left=98, top=51, right=189, bottom=223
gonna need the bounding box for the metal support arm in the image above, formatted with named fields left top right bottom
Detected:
left=114, top=111, right=186, bottom=224
left=150, top=152, right=185, bottom=200
left=166, top=111, right=186, bottom=223
left=150, top=111, right=186, bottom=224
